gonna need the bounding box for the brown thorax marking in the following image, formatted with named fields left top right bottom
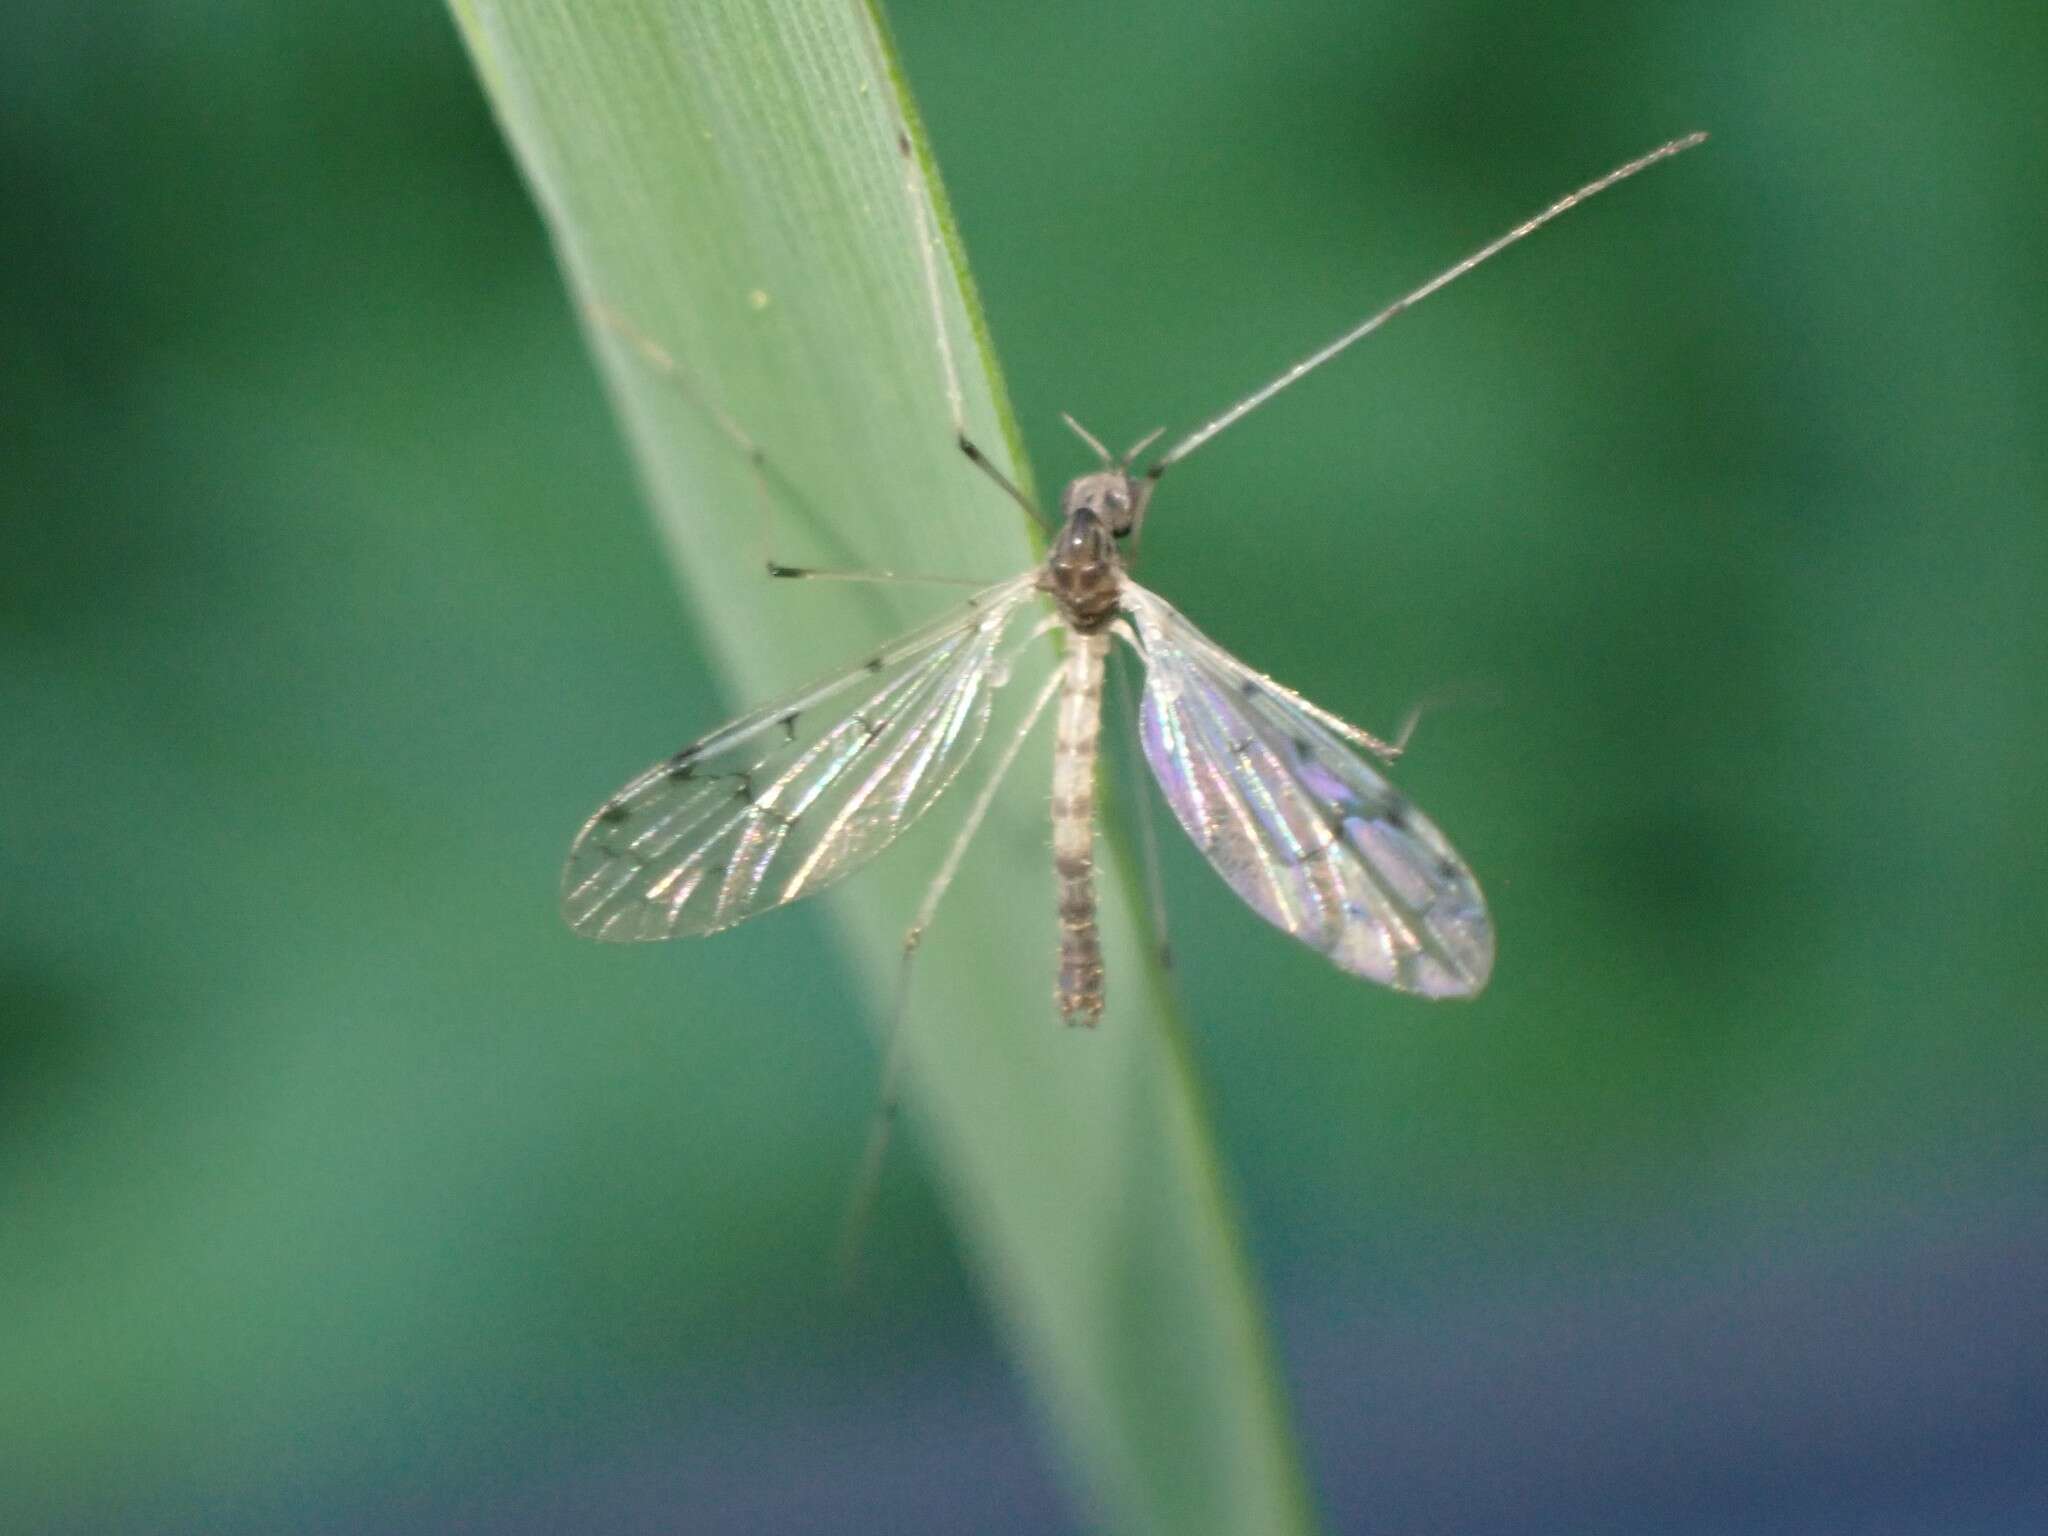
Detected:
left=1037, top=416, right=1161, bottom=634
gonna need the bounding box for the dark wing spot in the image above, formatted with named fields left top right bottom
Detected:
left=865, top=656, right=885, bottom=674
left=779, top=711, right=799, bottom=741
left=1239, top=679, right=1262, bottom=699
left=1296, top=828, right=1341, bottom=865
left=896, top=129, right=912, bottom=157
left=1434, top=856, right=1463, bottom=883
left=597, top=800, right=630, bottom=825
left=1384, top=797, right=1414, bottom=832
left=1290, top=735, right=1314, bottom=759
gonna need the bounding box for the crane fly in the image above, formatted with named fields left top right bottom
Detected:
left=562, top=132, right=1707, bottom=1027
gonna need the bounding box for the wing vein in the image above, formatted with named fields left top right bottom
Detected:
left=1122, top=582, right=1493, bottom=998
left=563, top=576, right=1042, bottom=941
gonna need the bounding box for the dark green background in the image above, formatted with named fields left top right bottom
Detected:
left=4, top=3, right=2042, bottom=1531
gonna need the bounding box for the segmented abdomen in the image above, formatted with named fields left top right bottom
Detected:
left=1052, top=633, right=1107, bottom=1025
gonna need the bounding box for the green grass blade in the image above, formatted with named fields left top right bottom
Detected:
left=450, top=4, right=1320, bottom=1530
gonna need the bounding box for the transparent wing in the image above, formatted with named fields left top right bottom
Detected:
left=563, top=575, right=1041, bottom=942
left=1121, top=583, right=1493, bottom=998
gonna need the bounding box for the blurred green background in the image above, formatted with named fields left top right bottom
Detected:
left=4, top=2, right=2044, bottom=1532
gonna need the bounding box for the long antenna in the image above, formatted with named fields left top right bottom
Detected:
left=1147, top=131, right=1708, bottom=479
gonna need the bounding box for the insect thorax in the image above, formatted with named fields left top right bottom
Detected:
left=1041, top=509, right=1124, bottom=632
left=1043, top=469, right=1147, bottom=633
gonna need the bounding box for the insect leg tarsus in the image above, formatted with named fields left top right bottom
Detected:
left=832, top=664, right=1064, bottom=1286
left=583, top=297, right=987, bottom=588
left=580, top=298, right=818, bottom=580
left=858, top=28, right=1048, bottom=533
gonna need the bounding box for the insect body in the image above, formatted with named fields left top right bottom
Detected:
left=561, top=133, right=1706, bottom=1025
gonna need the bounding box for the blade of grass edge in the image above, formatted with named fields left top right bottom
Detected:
left=450, top=4, right=1320, bottom=1532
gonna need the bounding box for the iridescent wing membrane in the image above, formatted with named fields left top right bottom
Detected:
left=1122, top=584, right=1494, bottom=998
left=563, top=575, right=1040, bottom=941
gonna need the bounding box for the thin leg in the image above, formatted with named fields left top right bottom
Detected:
left=583, top=299, right=993, bottom=588
left=880, top=114, right=1047, bottom=529
left=1385, top=701, right=1424, bottom=760
left=990, top=613, right=1063, bottom=687
left=1110, top=643, right=1174, bottom=975
left=1373, top=679, right=1505, bottom=761
left=833, top=661, right=1064, bottom=1285
left=1146, top=133, right=1709, bottom=479
left=1247, top=670, right=1420, bottom=764
left=955, top=431, right=1042, bottom=528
